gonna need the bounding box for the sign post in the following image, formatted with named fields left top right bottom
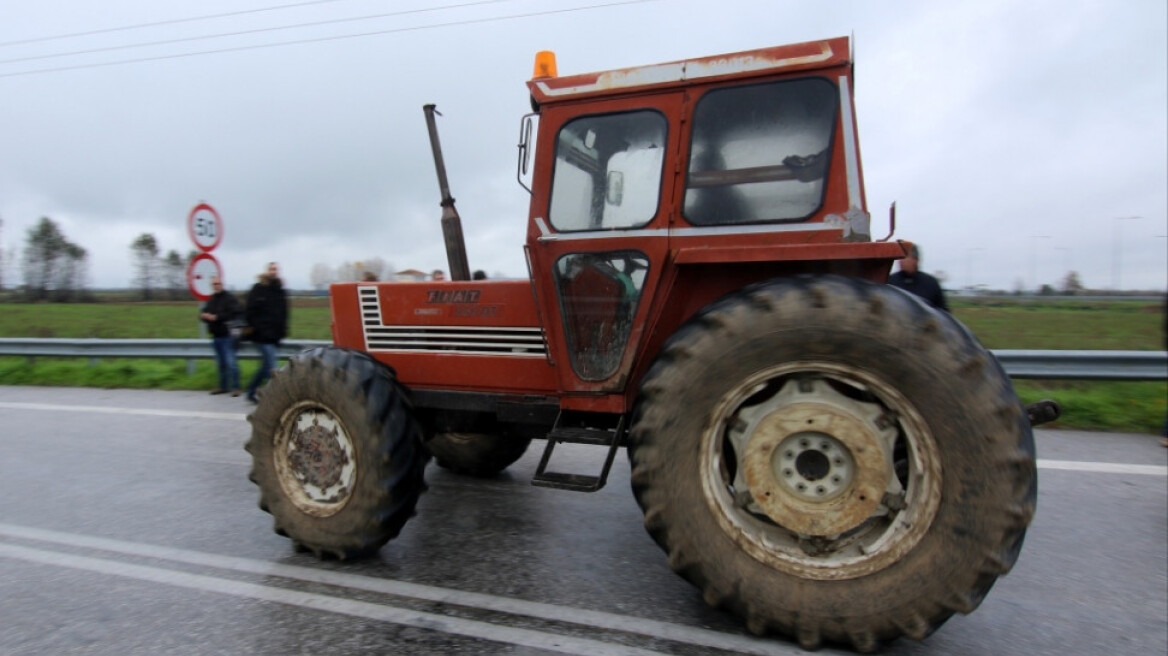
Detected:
left=187, top=203, right=225, bottom=301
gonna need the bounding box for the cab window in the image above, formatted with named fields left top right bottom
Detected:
left=548, top=111, right=667, bottom=232
left=684, top=78, right=838, bottom=225
left=554, top=251, right=650, bottom=381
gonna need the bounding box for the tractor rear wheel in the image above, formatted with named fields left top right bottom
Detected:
left=427, top=431, right=532, bottom=477
left=245, top=346, right=427, bottom=559
left=627, top=275, right=1036, bottom=652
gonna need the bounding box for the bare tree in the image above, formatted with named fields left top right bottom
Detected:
left=331, top=257, right=393, bottom=284
left=18, top=217, right=87, bottom=302
left=334, top=261, right=359, bottom=282
left=22, top=217, right=68, bottom=301
left=309, top=263, right=334, bottom=290
left=1061, top=271, right=1084, bottom=295
left=363, top=256, right=388, bottom=281
left=162, top=250, right=185, bottom=299
left=130, top=233, right=159, bottom=300
left=54, top=242, right=88, bottom=301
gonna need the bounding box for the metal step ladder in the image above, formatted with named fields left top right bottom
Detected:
left=531, top=413, right=626, bottom=492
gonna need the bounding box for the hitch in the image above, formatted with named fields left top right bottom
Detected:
left=1026, top=399, right=1062, bottom=426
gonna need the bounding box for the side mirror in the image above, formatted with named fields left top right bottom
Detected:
left=606, top=171, right=624, bottom=206
left=516, top=113, right=537, bottom=194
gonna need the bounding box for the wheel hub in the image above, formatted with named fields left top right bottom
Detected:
left=275, top=404, right=357, bottom=517
left=779, top=432, right=852, bottom=501
left=708, top=367, right=942, bottom=580
left=738, top=382, right=891, bottom=536
left=289, top=421, right=349, bottom=491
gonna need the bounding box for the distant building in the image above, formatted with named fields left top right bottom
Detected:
left=394, top=269, right=428, bottom=282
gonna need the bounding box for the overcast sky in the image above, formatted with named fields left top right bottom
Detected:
left=1, top=0, right=1165, bottom=293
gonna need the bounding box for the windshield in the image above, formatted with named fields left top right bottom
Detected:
left=684, top=77, right=838, bottom=225
left=548, top=110, right=667, bottom=232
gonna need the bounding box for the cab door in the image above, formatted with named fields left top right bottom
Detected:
left=525, top=93, right=683, bottom=399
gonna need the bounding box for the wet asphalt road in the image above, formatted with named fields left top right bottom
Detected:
left=0, top=386, right=1165, bottom=656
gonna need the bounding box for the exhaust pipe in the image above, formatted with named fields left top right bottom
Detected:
left=423, top=104, right=471, bottom=281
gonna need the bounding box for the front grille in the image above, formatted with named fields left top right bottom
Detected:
left=359, top=287, right=547, bottom=357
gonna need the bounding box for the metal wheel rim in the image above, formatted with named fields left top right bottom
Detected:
left=274, top=401, right=358, bottom=517
left=700, top=361, right=942, bottom=580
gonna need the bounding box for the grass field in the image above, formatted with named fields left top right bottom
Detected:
left=0, top=298, right=334, bottom=340
left=1, top=296, right=1164, bottom=434
left=951, top=298, right=1165, bottom=350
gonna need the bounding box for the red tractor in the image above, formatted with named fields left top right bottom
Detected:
left=247, top=36, right=1044, bottom=651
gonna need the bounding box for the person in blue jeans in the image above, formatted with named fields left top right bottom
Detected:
left=199, top=276, right=243, bottom=396
left=244, top=262, right=289, bottom=403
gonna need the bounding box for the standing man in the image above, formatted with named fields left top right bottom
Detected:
left=199, top=276, right=243, bottom=396
left=244, top=262, right=289, bottom=403
left=888, top=243, right=949, bottom=311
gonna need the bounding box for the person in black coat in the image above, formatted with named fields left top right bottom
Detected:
left=243, top=262, right=289, bottom=403
left=888, top=244, right=949, bottom=312
left=199, top=276, right=243, bottom=396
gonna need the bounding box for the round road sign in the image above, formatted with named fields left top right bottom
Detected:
left=187, top=252, right=223, bottom=301
left=188, top=203, right=223, bottom=252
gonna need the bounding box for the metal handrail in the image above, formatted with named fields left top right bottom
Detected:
left=0, top=339, right=1164, bottom=381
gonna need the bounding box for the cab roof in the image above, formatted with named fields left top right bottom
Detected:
left=527, top=36, right=851, bottom=105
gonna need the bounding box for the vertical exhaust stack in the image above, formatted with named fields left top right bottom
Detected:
left=423, top=104, right=471, bottom=281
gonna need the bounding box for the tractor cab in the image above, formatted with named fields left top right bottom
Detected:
left=519, top=37, right=904, bottom=408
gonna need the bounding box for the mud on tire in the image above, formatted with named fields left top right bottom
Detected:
left=245, top=346, right=427, bottom=559
left=627, top=275, right=1036, bottom=651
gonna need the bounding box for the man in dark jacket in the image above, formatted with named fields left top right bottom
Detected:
left=244, top=262, right=289, bottom=403
left=888, top=244, right=949, bottom=311
left=199, top=276, right=243, bottom=396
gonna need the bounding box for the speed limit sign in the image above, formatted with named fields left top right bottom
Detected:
left=188, top=203, right=223, bottom=252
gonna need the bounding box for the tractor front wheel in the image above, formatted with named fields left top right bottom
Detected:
left=245, top=347, right=427, bottom=559
left=627, top=275, right=1036, bottom=651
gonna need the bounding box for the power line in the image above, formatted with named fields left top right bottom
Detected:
left=0, top=0, right=658, bottom=79
left=0, top=0, right=355, bottom=48
left=0, top=0, right=519, bottom=66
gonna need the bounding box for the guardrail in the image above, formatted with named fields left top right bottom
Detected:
left=0, top=338, right=325, bottom=376
left=0, top=338, right=323, bottom=361
left=0, top=338, right=1164, bottom=381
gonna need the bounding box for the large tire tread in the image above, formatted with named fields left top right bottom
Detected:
left=627, top=275, right=1037, bottom=651
left=246, top=346, right=426, bottom=560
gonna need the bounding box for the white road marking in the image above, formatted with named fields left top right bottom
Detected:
left=0, top=523, right=802, bottom=656
left=0, top=541, right=674, bottom=656
left=0, top=401, right=246, bottom=421
left=6, top=400, right=1166, bottom=479
left=1, top=402, right=1165, bottom=478
left=1037, top=459, right=1167, bottom=476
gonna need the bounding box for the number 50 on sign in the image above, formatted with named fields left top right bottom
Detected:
left=187, top=203, right=223, bottom=252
